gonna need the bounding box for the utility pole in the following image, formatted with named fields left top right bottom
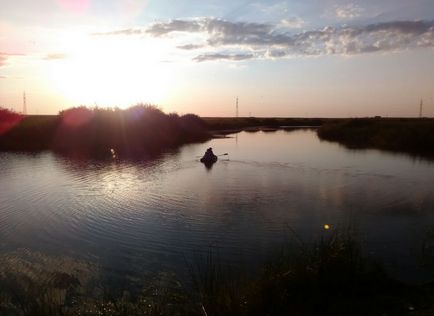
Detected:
left=23, top=91, right=27, bottom=115
left=236, top=97, right=239, bottom=118
left=419, top=98, right=423, bottom=118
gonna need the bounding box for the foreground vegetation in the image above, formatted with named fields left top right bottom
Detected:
left=0, top=105, right=209, bottom=158
left=1, top=229, right=434, bottom=315
left=318, top=118, right=434, bottom=159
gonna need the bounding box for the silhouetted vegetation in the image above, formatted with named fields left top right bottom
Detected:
left=203, top=117, right=325, bottom=132
left=0, top=105, right=210, bottom=158
left=318, top=118, right=434, bottom=159
left=0, top=108, right=24, bottom=136
left=2, top=229, right=434, bottom=315
left=188, top=229, right=434, bottom=316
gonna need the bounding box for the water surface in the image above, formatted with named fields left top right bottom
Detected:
left=1, top=130, right=434, bottom=289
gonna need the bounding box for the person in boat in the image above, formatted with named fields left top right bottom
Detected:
left=201, top=147, right=217, bottom=163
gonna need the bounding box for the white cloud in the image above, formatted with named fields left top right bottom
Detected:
left=279, top=17, right=305, bottom=29
left=335, top=4, right=364, bottom=19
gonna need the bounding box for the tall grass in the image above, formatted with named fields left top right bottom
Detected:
left=1, top=228, right=434, bottom=315
left=188, top=229, right=415, bottom=316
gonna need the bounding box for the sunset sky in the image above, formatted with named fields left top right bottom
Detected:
left=1, top=0, right=433, bottom=117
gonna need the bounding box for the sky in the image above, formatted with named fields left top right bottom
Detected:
left=0, top=0, right=434, bottom=117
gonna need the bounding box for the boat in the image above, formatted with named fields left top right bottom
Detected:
left=200, top=155, right=218, bottom=164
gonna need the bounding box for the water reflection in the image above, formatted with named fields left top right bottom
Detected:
left=0, top=130, right=433, bottom=290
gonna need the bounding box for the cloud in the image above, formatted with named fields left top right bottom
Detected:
left=147, top=19, right=203, bottom=36
left=92, top=19, right=434, bottom=61
left=279, top=17, right=305, bottom=29
left=0, top=52, right=24, bottom=67
left=0, top=54, right=7, bottom=67
left=91, top=28, right=144, bottom=36
left=0, top=52, right=25, bottom=67
left=144, top=18, right=273, bottom=44
left=0, top=75, right=6, bottom=79
left=44, top=53, right=67, bottom=60
left=193, top=53, right=254, bottom=62
left=335, top=4, right=364, bottom=19
left=176, top=44, right=204, bottom=50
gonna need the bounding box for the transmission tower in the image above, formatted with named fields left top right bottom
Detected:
left=23, top=91, right=27, bottom=115
left=419, top=98, right=423, bottom=118
left=236, top=97, right=239, bottom=118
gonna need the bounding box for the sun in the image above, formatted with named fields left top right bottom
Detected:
left=47, top=30, right=176, bottom=108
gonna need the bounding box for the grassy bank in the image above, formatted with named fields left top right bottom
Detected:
left=202, top=117, right=327, bottom=132
left=318, top=118, right=434, bottom=159
left=0, top=105, right=210, bottom=158
left=1, top=229, right=434, bottom=315
left=2, top=110, right=434, bottom=160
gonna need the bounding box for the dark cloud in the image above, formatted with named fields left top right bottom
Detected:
left=147, top=19, right=202, bottom=36
left=193, top=53, right=254, bottom=62
left=44, top=53, right=67, bottom=60
left=176, top=44, right=204, bottom=50
left=148, top=18, right=434, bottom=57
left=92, top=19, right=434, bottom=61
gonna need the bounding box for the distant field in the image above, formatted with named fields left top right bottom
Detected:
left=318, top=118, right=434, bottom=159
left=202, top=117, right=329, bottom=131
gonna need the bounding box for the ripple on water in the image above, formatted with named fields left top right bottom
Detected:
left=1, top=131, right=434, bottom=285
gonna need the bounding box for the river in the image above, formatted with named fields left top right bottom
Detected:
left=1, top=129, right=434, bottom=292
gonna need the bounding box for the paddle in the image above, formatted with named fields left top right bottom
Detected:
left=196, top=153, right=228, bottom=158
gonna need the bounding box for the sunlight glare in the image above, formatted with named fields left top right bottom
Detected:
left=47, top=31, right=175, bottom=108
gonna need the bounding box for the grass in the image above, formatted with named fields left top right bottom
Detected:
left=2, top=228, right=434, bottom=315
left=189, top=228, right=430, bottom=316
left=317, top=118, right=434, bottom=159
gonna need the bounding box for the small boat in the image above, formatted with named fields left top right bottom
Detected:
left=200, top=155, right=218, bottom=164
left=200, top=147, right=218, bottom=165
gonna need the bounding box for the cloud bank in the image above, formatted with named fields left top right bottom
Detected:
left=44, top=53, right=67, bottom=60
left=0, top=54, right=7, bottom=67
left=94, top=18, right=434, bottom=62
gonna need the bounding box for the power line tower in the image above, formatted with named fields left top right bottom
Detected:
left=23, top=91, right=27, bottom=115
left=419, top=98, right=423, bottom=118
left=236, top=97, right=239, bottom=118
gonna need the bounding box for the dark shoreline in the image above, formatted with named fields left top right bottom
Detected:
left=317, top=118, right=434, bottom=160
left=1, top=110, right=434, bottom=160
left=0, top=106, right=211, bottom=159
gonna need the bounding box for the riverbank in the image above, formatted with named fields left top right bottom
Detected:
left=0, top=106, right=210, bottom=158
left=202, top=117, right=326, bottom=132
left=317, top=118, right=434, bottom=159
left=2, top=111, right=434, bottom=159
